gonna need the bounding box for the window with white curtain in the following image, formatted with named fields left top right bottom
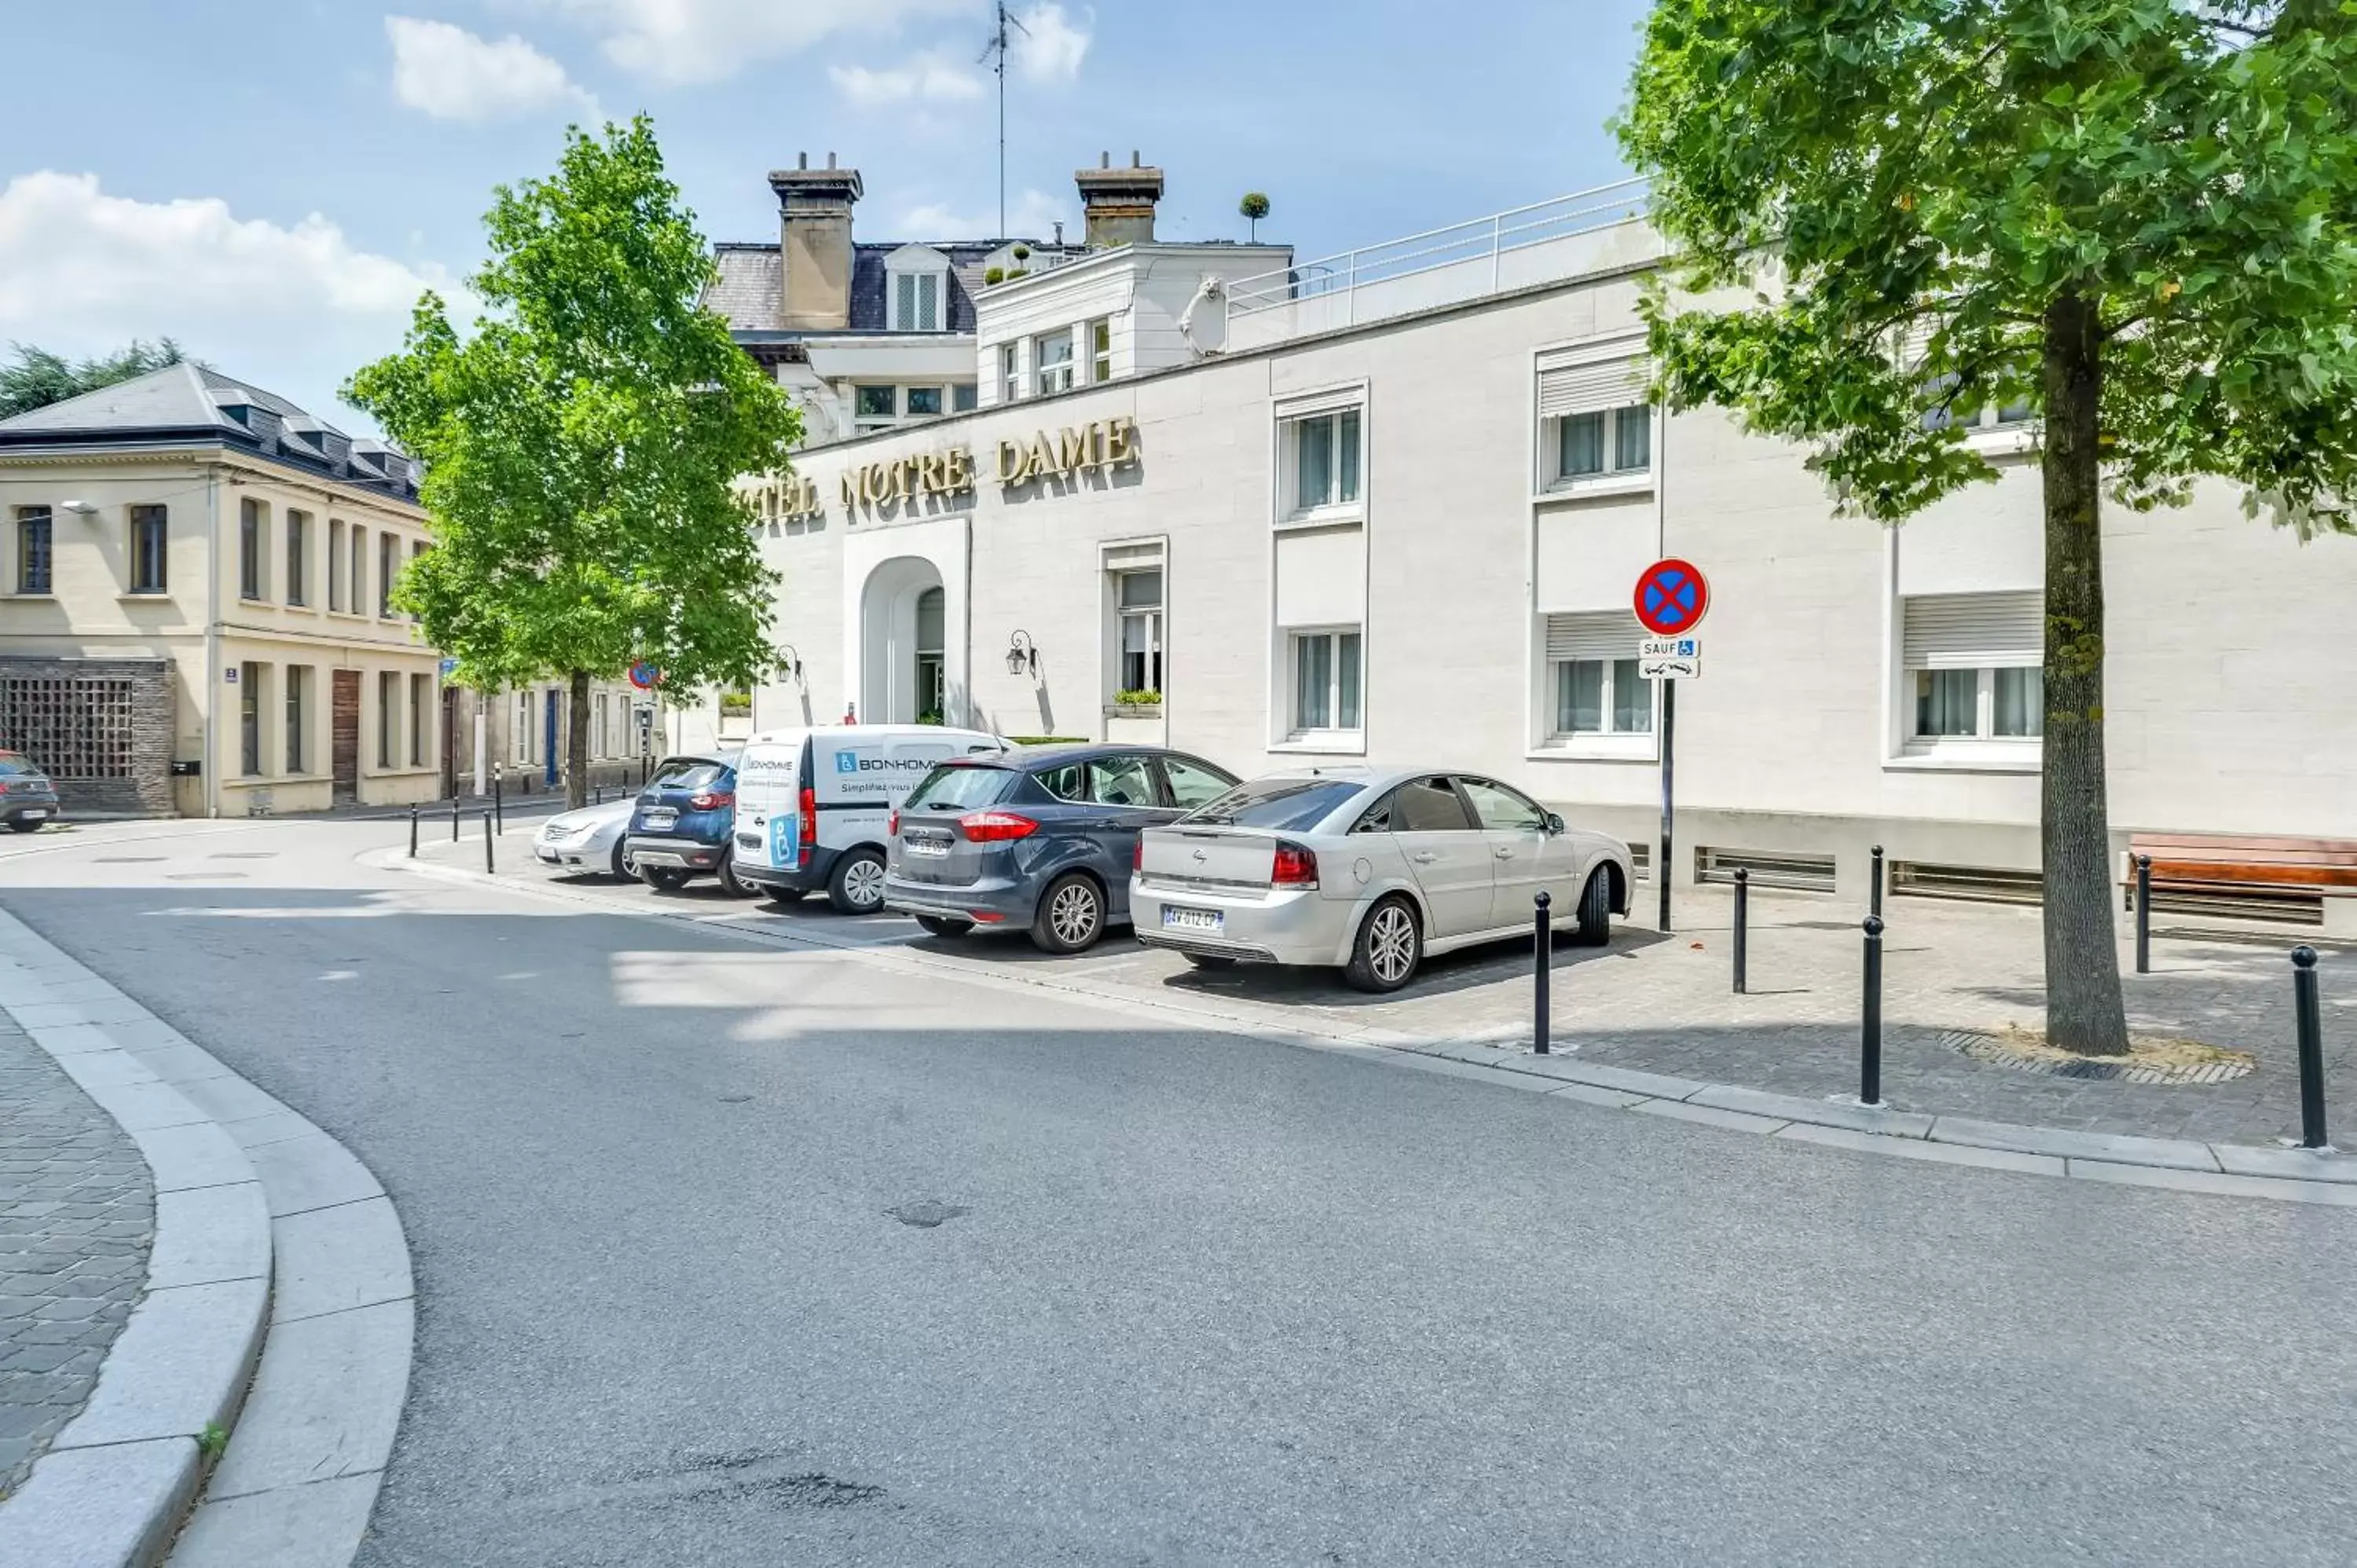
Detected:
left=1902, top=592, right=2044, bottom=745
left=1116, top=570, right=1163, bottom=694
left=1036, top=332, right=1075, bottom=394
left=1542, top=612, right=1651, bottom=738
left=1286, top=409, right=1362, bottom=515
left=1537, top=346, right=1652, bottom=489
left=999, top=342, right=1024, bottom=402
left=1289, top=628, right=1362, bottom=736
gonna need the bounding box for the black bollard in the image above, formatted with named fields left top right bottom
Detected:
left=493, top=768, right=504, bottom=834
left=409, top=804, right=418, bottom=859
left=451, top=797, right=460, bottom=842
left=1869, top=844, right=1885, bottom=920
left=2135, top=853, right=2152, bottom=976
left=1533, top=890, right=1552, bottom=1056
left=1860, top=914, right=1885, bottom=1107
left=2293, top=946, right=2328, bottom=1150
left=1732, top=867, right=1749, bottom=995
left=483, top=809, right=495, bottom=874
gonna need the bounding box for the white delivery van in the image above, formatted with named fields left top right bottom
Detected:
left=732, top=724, right=1003, bottom=913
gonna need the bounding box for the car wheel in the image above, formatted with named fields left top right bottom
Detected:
left=6, top=820, right=42, bottom=834
left=609, top=839, right=635, bottom=880
left=1344, top=896, right=1422, bottom=993
left=1182, top=954, right=1235, bottom=970
left=916, top=915, right=974, bottom=939
left=716, top=854, right=759, bottom=898
left=1572, top=868, right=1613, bottom=947
left=1030, top=873, right=1105, bottom=954
left=827, top=848, right=888, bottom=914
left=640, top=865, right=689, bottom=892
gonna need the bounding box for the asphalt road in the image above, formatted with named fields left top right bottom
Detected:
left=6, top=817, right=2356, bottom=1566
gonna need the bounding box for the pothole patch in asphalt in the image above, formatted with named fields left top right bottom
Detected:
left=93, top=855, right=167, bottom=863
left=166, top=871, right=247, bottom=881
left=718, top=1093, right=753, bottom=1103
left=207, top=851, right=278, bottom=859
left=886, top=1199, right=968, bottom=1229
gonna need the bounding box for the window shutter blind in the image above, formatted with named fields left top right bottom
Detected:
left=1902, top=592, right=2043, bottom=669
left=1544, top=611, right=1642, bottom=662
left=916, top=275, right=939, bottom=331
left=1536, top=354, right=1647, bottom=419
left=894, top=273, right=915, bottom=328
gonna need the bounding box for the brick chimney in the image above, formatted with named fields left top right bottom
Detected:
left=768, top=152, right=863, bottom=330
left=1075, top=150, right=1163, bottom=248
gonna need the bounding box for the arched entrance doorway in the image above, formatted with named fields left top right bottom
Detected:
left=858, top=556, right=946, bottom=724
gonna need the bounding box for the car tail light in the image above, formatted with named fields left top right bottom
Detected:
left=958, top=810, right=1038, bottom=843
left=887, top=808, right=899, bottom=836
left=689, top=789, right=735, bottom=811
left=1271, top=841, right=1319, bottom=888
left=1133, top=837, right=1144, bottom=870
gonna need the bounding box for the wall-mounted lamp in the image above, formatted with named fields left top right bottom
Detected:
left=1005, top=629, right=1039, bottom=678
left=778, top=643, right=805, bottom=684
left=59, top=500, right=99, bottom=517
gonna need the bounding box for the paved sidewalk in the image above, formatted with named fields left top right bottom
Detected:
left=0, top=1017, right=152, bottom=1499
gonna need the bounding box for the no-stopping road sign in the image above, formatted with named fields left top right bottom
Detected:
left=1633, top=559, right=1710, bottom=637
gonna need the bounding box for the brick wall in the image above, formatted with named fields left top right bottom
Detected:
left=0, top=657, right=176, bottom=815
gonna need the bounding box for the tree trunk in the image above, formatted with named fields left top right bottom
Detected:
left=566, top=669, right=591, bottom=811
left=2039, top=292, right=2131, bottom=1056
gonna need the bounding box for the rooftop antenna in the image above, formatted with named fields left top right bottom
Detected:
left=979, top=0, right=1028, bottom=239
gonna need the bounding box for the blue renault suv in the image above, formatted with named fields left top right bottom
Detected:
left=882, top=744, right=1239, bottom=952
left=623, top=751, right=753, bottom=895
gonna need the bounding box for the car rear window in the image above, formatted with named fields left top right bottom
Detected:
left=0, top=754, right=33, bottom=776
left=1182, top=778, right=1363, bottom=832
left=904, top=763, right=1016, bottom=812
left=649, top=760, right=725, bottom=790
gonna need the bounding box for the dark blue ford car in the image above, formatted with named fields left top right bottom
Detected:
left=882, top=744, right=1239, bottom=952
left=623, top=751, right=752, bottom=895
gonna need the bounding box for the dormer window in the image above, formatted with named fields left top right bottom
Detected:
left=885, top=244, right=950, bottom=332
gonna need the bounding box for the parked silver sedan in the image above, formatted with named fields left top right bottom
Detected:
left=1131, top=768, right=1633, bottom=992
left=533, top=797, right=640, bottom=878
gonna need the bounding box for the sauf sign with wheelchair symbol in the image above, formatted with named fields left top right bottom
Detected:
left=1638, top=636, right=1700, bottom=680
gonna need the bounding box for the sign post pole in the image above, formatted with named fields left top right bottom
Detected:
left=1659, top=678, right=1675, bottom=932
left=1632, top=558, right=1710, bottom=938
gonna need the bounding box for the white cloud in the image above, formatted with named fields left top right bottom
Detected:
left=0, top=171, right=467, bottom=423
left=386, top=16, right=597, bottom=123
left=1011, top=3, right=1090, bottom=82
left=896, top=188, right=1072, bottom=242
left=537, top=0, right=970, bottom=87
left=827, top=53, right=984, bottom=108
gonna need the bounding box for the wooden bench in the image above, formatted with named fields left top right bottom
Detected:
left=2125, top=833, right=2357, bottom=926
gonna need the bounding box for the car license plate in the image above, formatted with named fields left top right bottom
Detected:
left=1163, top=906, right=1222, bottom=933
left=905, top=837, right=948, bottom=857
left=20, top=810, right=46, bottom=820
left=644, top=809, right=676, bottom=830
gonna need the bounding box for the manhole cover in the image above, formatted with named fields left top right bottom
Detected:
left=885, top=1200, right=967, bottom=1229
left=1943, top=1028, right=2255, bottom=1085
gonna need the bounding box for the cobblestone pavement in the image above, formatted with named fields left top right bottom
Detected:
left=454, top=838, right=2357, bottom=1147
left=0, top=1016, right=154, bottom=1499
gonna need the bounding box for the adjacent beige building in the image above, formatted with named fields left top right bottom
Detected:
left=0, top=364, right=645, bottom=815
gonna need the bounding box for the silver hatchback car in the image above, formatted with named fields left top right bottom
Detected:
left=1131, top=768, right=1634, bottom=992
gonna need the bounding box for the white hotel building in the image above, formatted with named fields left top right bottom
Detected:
left=722, top=178, right=2357, bottom=930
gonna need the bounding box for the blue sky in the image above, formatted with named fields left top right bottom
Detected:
left=0, top=1, right=1655, bottom=429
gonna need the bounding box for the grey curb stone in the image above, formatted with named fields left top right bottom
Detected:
left=2211, top=1143, right=2357, bottom=1184
left=0, top=909, right=412, bottom=1568
left=52, top=1277, right=268, bottom=1450
left=1688, top=1084, right=1937, bottom=1138
left=1630, top=1099, right=1791, bottom=1136
left=0, top=1438, right=197, bottom=1568
left=1926, top=1116, right=2223, bottom=1172
left=2065, top=1159, right=2357, bottom=1205
left=1773, top=1121, right=2068, bottom=1177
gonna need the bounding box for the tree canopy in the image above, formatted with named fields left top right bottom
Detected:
left=1618, top=0, right=2357, bottom=1053
left=346, top=116, right=797, bottom=804
left=0, top=339, right=187, bottom=420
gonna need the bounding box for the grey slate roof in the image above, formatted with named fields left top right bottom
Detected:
left=0, top=364, right=420, bottom=504
left=705, top=239, right=1086, bottom=336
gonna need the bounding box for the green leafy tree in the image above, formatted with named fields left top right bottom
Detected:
left=1619, top=1, right=2357, bottom=1054
left=0, top=339, right=186, bottom=419
left=346, top=116, right=799, bottom=810
left=1239, top=191, right=1272, bottom=241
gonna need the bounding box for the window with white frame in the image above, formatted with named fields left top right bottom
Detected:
left=999, top=342, right=1023, bottom=402
left=886, top=249, right=948, bottom=332
left=1285, top=408, right=1363, bottom=515
left=1537, top=346, right=1651, bottom=489
left=953, top=383, right=979, bottom=412
left=1288, top=628, right=1362, bottom=736
left=904, top=386, right=944, bottom=417
left=1088, top=318, right=1112, bottom=384
left=1036, top=331, right=1075, bottom=395
left=1116, top=569, right=1163, bottom=695
left=1902, top=591, right=2044, bottom=745
left=853, top=384, right=897, bottom=430
left=1543, top=613, right=1652, bottom=738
